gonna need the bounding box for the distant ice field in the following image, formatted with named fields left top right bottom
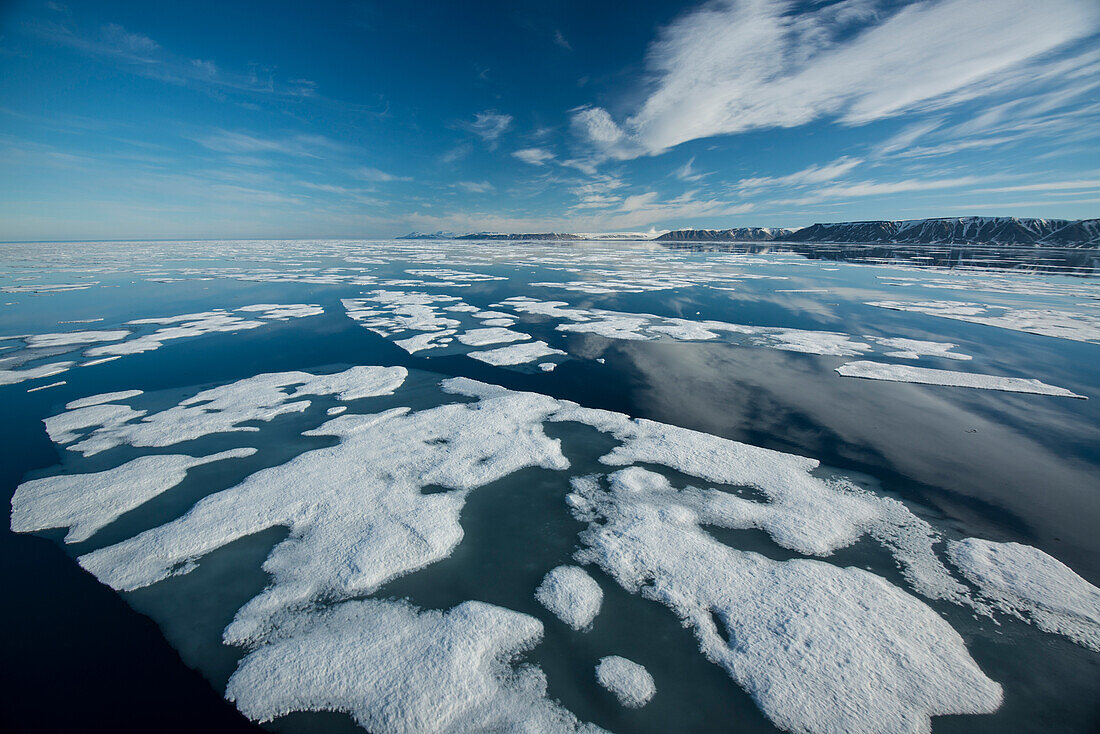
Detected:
left=2, top=238, right=1099, bottom=734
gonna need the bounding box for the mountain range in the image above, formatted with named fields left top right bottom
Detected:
left=400, top=217, right=1100, bottom=247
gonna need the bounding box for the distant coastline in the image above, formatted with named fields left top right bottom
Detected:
left=400, top=216, right=1100, bottom=248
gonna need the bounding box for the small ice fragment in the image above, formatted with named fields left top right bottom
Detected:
left=535, top=566, right=603, bottom=630
left=595, top=656, right=655, bottom=708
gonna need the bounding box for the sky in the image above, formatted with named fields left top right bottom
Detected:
left=1, top=0, right=1099, bottom=240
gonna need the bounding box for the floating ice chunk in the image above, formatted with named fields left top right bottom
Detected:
left=572, top=467, right=1003, bottom=733
left=59, top=366, right=406, bottom=456
left=0, top=361, right=74, bottom=386
left=551, top=409, right=969, bottom=603
left=867, top=301, right=1100, bottom=344
left=595, top=656, right=655, bottom=708
left=767, top=329, right=871, bottom=356
left=867, top=337, right=971, bottom=361
left=557, top=316, right=653, bottom=340
left=235, top=303, right=323, bottom=319
left=538, top=362, right=557, bottom=372
left=45, top=402, right=146, bottom=445
left=948, top=539, right=1100, bottom=651
left=86, top=311, right=270, bottom=357
left=11, top=449, right=256, bottom=543
left=535, top=566, right=602, bottom=630
left=66, top=390, right=144, bottom=410
left=456, top=328, right=531, bottom=347
left=27, top=380, right=65, bottom=393
left=327, top=406, right=347, bottom=416
left=78, top=382, right=568, bottom=645
left=395, top=330, right=456, bottom=353
left=226, top=599, right=596, bottom=733
left=469, top=341, right=565, bottom=366
left=836, top=361, right=1086, bottom=398
left=24, top=330, right=131, bottom=349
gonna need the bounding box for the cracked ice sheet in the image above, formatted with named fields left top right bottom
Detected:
left=569, top=467, right=1003, bottom=734
left=947, top=538, right=1100, bottom=652
left=867, top=301, right=1100, bottom=344
left=835, top=361, right=1086, bottom=399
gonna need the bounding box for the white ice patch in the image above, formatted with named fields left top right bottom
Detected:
left=948, top=539, right=1100, bottom=652
left=53, top=366, right=408, bottom=456
left=867, top=337, right=971, bottom=361
left=500, top=297, right=875, bottom=356
left=469, top=341, right=566, bottom=366
left=535, top=566, right=603, bottom=630
left=456, top=328, right=531, bottom=347
left=867, top=301, right=1100, bottom=344
left=82, top=305, right=319, bottom=358
left=11, top=449, right=256, bottom=543
left=226, top=599, right=596, bottom=733
left=595, top=656, right=655, bottom=708
left=24, top=330, right=131, bottom=349
left=78, top=382, right=567, bottom=648
left=235, top=303, right=324, bottom=319
left=0, top=361, right=74, bottom=386
left=66, top=390, right=144, bottom=410
left=571, top=467, right=1003, bottom=733
left=836, top=361, right=1086, bottom=399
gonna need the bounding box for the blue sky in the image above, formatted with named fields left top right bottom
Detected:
left=1, top=0, right=1098, bottom=240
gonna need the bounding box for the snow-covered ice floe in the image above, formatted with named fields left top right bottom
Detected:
left=948, top=539, right=1100, bottom=652
left=569, top=467, right=1003, bottom=733
left=13, top=370, right=1100, bottom=733
left=867, top=300, right=1100, bottom=344
left=535, top=565, right=603, bottom=630
left=835, top=361, right=1086, bottom=399
left=595, top=656, right=655, bottom=708
left=469, top=341, right=566, bottom=366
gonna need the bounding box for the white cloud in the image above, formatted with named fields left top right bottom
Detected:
left=736, top=156, right=863, bottom=190
left=456, top=180, right=494, bottom=193
left=353, top=166, right=411, bottom=183
left=513, top=147, right=555, bottom=166
left=461, top=110, right=513, bottom=147
left=575, top=0, right=1100, bottom=159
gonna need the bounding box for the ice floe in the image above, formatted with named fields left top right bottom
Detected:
left=11, top=449, right=256, bottom=543
left=836, top=361, right=1086, bottom=398
left=868, top=301, right=1100, bottom=344
left=948, top=539, right=1100, bottom=652
left=50, top=366, right=408, bottom=456
left=24, top=329, right=131, bottom=349
left=535, top=566, right=603, bottom=630
left=226, top=599, right=596, bottom=733
left=570, top=467, right=1003, bottom=733
left=469, top=341, right=566, bottom=366
left=456, top=327, right=531, bottom=346
left=595, top=656, right=655, bottom=708
left=78, top=379, right=567, bottom=649
left=65, top=390, right=144, bottom=410
left=866, top=337, right=971, bottom=360
left=0, top=361, right=74, bottom=386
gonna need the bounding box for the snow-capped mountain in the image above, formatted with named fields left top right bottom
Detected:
left=786, top=217, right=1099, bottom=246
left=655, top=227, right=798, bottom=242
